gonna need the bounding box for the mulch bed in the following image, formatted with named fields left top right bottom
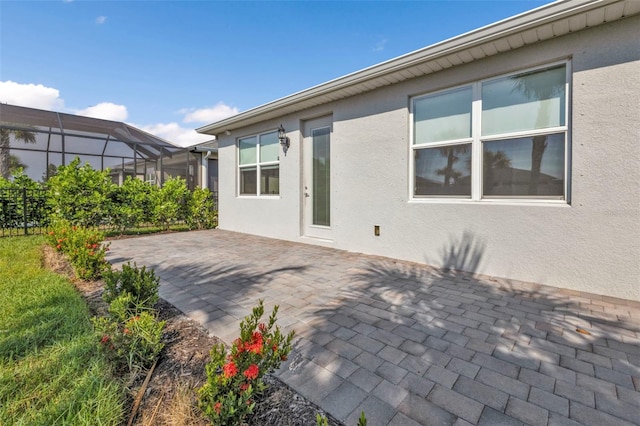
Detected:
left=42, top=244, right=342, bottom=426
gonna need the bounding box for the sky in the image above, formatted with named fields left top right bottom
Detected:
left=1, top=0, right=553, bottom=147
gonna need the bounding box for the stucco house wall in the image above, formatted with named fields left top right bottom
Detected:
left=213, top=15, right=640, bottom=301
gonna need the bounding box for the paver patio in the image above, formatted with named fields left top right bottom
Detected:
left=107, top=229, right=640, bottom=426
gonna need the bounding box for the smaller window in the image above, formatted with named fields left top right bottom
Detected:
left=238, top=131, right=280, bottom=196
left=483, top=133, right=565, bottom=198
left=414, top=144, right=472, bottom=197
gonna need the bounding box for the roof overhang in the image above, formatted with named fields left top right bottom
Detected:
left=197, top=0, right=640, bottom=136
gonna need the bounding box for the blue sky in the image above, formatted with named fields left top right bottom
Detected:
left=1, top=0, right=552, bottom=146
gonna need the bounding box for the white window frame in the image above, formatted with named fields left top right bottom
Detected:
left=237, top=129, right=280, bottom=197
left=409, top=60, right=571, bottom=205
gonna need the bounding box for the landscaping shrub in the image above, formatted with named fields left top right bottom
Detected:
left=152, top=176, right=190, bottom=230
left=109, top=176, right=156, bottom=233
left=47, top=157, right=116, bottom=227
left=46, top=221, right=110, bottom=280
left=199, top=300, right=295, bottom=425
left=187, top=186, right=217, bottom=230
left=96, top=262, right=164, bottom=374
left=93, top=311, right=165, bottom=373
left=0, top=172, right=49, bottom=230
left=102, top=262, right=160, bottom=310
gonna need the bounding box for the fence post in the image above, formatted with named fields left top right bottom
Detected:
left=23, top=187, right=28, bottom=236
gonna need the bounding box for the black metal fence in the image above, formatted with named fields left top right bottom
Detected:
left=0, top=187, right=50, bottom=237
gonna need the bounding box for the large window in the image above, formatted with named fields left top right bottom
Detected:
left=412, top=63, right=569, bottom=201
left=238, top=130, right=280, bottom=196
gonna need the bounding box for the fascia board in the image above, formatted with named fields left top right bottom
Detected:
left=196, top=0, right=624, bottom=136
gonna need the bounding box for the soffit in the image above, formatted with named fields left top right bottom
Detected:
left=197, top=0, right=640, bottom=136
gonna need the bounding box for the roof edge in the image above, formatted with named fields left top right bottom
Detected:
left=197, top=0, right=626, bottom=135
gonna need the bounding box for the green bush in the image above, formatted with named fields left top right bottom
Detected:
left=96, top=262, right=164, bottom=374
left=187, top=187, right=217, bottom=230
left=93, top=311, right=165, bottom=373
left=152, top=176, right=190, bottom=230
left=109, top=177, right=156, bottom=233
left=47, top=157, right=116, bottom=227
left=0, top=172, right=49, bottom=229
left=199, top=300, right=295, bottom=425
left=45, top=221, right=110, bottom=280
left=103, top=262, right=160, bottom=310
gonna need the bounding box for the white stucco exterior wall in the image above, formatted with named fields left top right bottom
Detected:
left=215, top=16, right=640, bottom=301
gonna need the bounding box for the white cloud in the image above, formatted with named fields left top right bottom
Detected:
left=0, top=79, right=217, bottom=147
left=373, top=38, right=388, bottom=52
left=75, top=102, right=128, bottom=121
left=96, top=16, right=107, bottom=24
left=138, top=122, right=210, bottom=147
left=0, top=80, right=65, bottom=110
left=180, top=102, right=239, bottom=124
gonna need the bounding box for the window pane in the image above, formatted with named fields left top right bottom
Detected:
left=260, top=131, right=279, bottom=163
left=414, top=144, right=472, bottom=197
left=239, top=136, right=257, bottom=165
left=312, top=127, right=330, bottom=226
left=239, top=167, right=257, bottom=195
left=482, top=65, right=566, bottom=136
left=483, top=133, right=565, bottom=197
left=414, top=86, right=472, bottom=144
left=260, top=165, right=279, bottom=195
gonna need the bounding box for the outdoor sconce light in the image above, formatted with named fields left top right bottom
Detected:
left=278, top=124, right=290, bottom=154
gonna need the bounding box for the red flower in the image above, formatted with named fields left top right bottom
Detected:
left=88, top=251, right=95, bottom=256
left=124, top=328, right=130, bottom=334
left=56, top=244, right=61, bottom=250
left=57, top=239, right=63, bottom=243
left=92, top=243, right=98, bottom=249
left=247, top=331, right=263, bottom=354
left=233, top=338, right=245, bottom=353
left=48, top=231, right=54, bottom=236
left=223, top=361, right=238, bottom=378
left=240, top=382, right=250, bottom=392
left=214, top=402, right=222, bottom=415
left=243, top=364, right=259, bottom=380
left=258, top=323, right=267, bottom=333
left=100, top=335, right=110, bottom=344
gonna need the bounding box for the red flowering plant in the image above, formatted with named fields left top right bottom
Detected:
left=199, top=299, right=295, bottom=425
left=45, top=220, right=110, bottom=280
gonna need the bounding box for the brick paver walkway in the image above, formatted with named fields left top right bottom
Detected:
left=107, top=230, right=640, bottom=426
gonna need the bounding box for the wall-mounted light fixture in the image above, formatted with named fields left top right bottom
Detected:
left=278, top=124, right=290, bottom=154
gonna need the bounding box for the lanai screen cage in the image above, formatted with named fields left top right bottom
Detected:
left=0, top=103, right=201, bottom=188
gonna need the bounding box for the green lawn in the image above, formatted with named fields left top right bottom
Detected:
left=0, top=236, right=125, bottom=425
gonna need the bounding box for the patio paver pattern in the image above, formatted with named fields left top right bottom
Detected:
left=107, top=230, right=640, bottom=426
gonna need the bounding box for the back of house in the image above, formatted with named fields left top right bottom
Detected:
left=197, top=0, right=640, bottom=301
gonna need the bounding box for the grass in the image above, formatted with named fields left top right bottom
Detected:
left=0, top=236, right=125, bottom=425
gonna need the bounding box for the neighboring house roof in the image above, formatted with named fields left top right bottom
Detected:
left=197, top=0, right=640, bottom=137
left=190, top=139, right=218, bottom=153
